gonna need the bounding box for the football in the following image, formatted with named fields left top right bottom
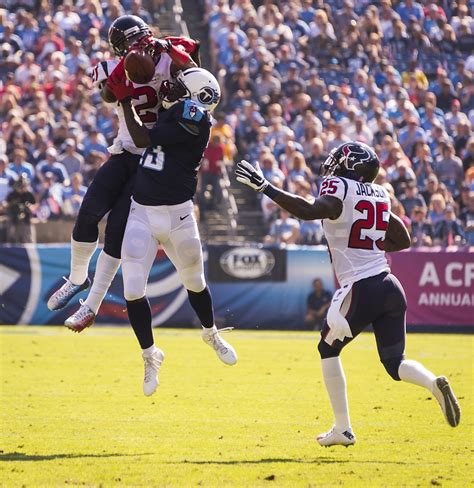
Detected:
left=124, top=50, right=155, bottom=84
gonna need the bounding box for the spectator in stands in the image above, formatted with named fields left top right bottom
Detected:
left=264, top=209, right=300, bottom=245
left=0, top=155, right=15, bottom=202
left=434, top=205, right=466, bottom=245
left=434, top=142, right=464, bottom=196
left=36, top=172, right=63, bottom=222
left=410, top=206, right=433, bottom=247
left=61, top=172, right=87, bottom=219
left=399, top=180, right=427, bottom=216
left=304, top=278, right=331, bottom=331
left=201, top=134, right=225, bottom=210
left=428, top=193, right=447, bottom=226
left=398, top=116, right=426, bottom=157
left=460, top=191, right=474, bottom=245
left=4, top=174, right=37, bottom=244
left=59, top=138, right=84, bottom=175
left=8, top=149, right=35, bottom=182
left=36, top=147, right=69, bottom=185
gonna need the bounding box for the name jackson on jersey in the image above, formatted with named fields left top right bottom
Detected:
left=319, top=176, right=391, bottom=286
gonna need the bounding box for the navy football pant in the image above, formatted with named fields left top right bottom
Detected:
left=73, top=151, right=141, bottom=258
left=318, top=272, right=407, bottom=380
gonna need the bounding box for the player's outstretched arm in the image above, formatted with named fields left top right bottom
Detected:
left=235, top=160, right=342, bottom=220
left=121, top=99, right=151, bottom=147
left=384, top=212, right=411, bottom=252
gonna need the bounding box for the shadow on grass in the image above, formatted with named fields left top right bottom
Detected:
left=0, top=452, right=154, bottom=462
left=165, top=457, right=434, bottom=466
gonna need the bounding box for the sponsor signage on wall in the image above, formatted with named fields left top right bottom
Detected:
left=389, top=248, right=473, bottom=327
left=208, top=245, right=287, bottom=282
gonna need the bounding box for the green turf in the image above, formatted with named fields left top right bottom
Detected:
left=0, top=327, right=472, bottom=487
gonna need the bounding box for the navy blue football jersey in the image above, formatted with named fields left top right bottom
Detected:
left=133, top=100, right=212, bottom=206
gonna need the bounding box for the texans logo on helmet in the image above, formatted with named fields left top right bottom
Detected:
left=342, top=143, right=372, bottom=170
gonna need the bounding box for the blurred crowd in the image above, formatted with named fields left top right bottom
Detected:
left=0, top=0, right=166, bottom=242
left=202, top=0, right=474, bottom=246
left=1, top=0, right=473, bottom=247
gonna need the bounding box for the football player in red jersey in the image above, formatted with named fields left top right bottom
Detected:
left=47, top=15, right=201, bottom=332
left=236, top=141, right=460, bottom=446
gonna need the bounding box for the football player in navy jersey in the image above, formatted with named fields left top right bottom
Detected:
left=106, top=65, right=237, bottom=396
left=47, top=15, right=202, bottom=332
left=236, top=141, right=460, bottom=446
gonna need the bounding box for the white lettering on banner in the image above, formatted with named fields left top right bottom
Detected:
left=418, top=292, right=473, bottom=307
left=419, top=262, right=440, bottom=286
left=466, top=263, right=474, bottom=287
left=446, top=262, right=463, bottom=287
left=419, top=261, right=474, bottom=287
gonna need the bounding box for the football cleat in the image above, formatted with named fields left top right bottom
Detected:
left=64, top=300, right=96, bottom=333
left=432, top=376, right=461, bottom=427
left=201, top=326, right=237, bottom=365
left=317, top=426, right=356, bottom=447
left=143, top=349, right=165, bottom=396
left=47, top=276, right=91, bottom=311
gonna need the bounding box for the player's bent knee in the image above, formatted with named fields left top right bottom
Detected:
left=176, top=238, right=202, bottom=268
left=180, top=268, right=206, bottom=293
left=123, top=276, right=147, bottom=301
left=381, top=356, right=403, bottom=381
left=73, top=209, right=101, bottom=242
left=122, top=262, right=147, bottom=301
left=317, top=339, right=341, bottom=359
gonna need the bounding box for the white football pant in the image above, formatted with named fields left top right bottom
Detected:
left=121, top=198, right=206, bottom=301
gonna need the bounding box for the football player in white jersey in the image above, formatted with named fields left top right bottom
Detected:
left=236, top=141, right=460, bottom=446
left=47, top=16, right=200, bottom=331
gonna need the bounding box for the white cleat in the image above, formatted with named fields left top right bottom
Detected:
left=65, top=300, right=96, bottom=333
left=432, top=376, right=461, bottom=427
left=201, top=326, right=237, bottom=365
left=142, top=349, right=165, bottom=397
left=317, top=426, right=356, bottom=447
left=47, top=276, right=91, bottom=311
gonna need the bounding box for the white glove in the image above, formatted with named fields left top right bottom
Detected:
left=235, top=160, right=268, bottom=192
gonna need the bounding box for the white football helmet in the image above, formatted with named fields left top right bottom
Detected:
left=160, top=67, right=221, bottom=112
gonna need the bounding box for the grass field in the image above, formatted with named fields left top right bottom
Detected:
left=1, top=327, right=472, bottom=487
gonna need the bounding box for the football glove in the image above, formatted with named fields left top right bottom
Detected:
left=235, top=160, right=268, bottom=192
left=132, top=35, right=172, bottom=58
left=106, top=59, right=134, bottom=102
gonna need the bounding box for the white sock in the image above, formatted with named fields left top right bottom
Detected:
left=83, top=251, right=121, bottom=314
left=398, top=359, right=436, bottom=392
left=321, top=357, right=351, bottom=431
left=142, top=344, right=158, bottom=357
left=69, top=238, right=98, bottom=285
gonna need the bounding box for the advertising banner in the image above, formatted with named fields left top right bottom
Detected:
left=389, top=248, right=473, bottom=327
left=1, top=244, right=472, bottom=329
left=207, top=245, right=287, bottom=282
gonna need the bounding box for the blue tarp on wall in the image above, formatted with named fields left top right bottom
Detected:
left=0, top=244, right=334, bottom=328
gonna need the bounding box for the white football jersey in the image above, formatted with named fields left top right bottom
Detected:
left=319, top=176, right=391, bottom=286
left=89, top=54, right=173, bottom=155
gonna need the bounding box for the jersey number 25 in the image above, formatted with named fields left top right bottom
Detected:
left=348, top=200, right=389, bottom=251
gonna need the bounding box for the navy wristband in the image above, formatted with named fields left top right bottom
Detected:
left=263, top=184, right=282, bottom=199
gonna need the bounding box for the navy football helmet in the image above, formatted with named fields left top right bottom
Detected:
left=108, top=15, right=152, bottom=57
left=320, top=141, right=380, bottom=183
